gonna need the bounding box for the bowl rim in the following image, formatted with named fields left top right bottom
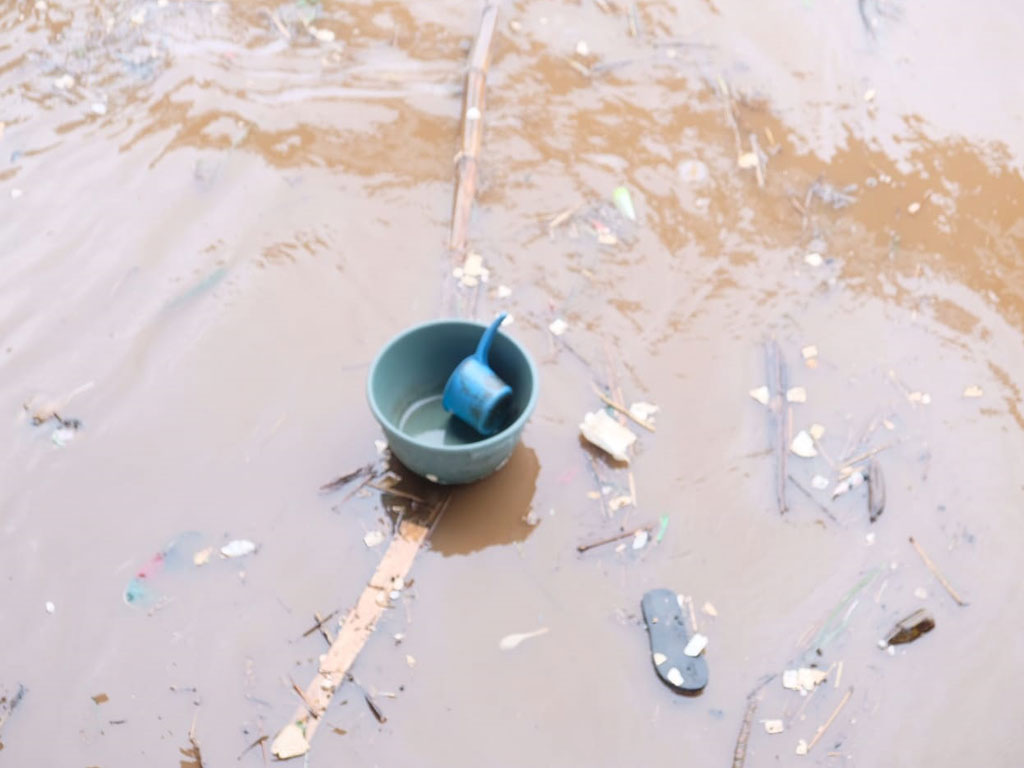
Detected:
left=366, top=317, right=539, bottom=453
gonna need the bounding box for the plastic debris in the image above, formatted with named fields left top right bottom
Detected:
left=272, top=722, right=310, bottom=759
left=801, top=345, right=818, bottom=360
left=809, top=423, right=825, bottom=441
left=454, top=252, right=489, bottom=287
left=804, top=252, right=823, bottom=267
left=763, top=719, right=784, bottom=734
left=91, top=102, right=107, bottom=116
left=884, top=609, right=935, bottom=645
left=363, top=531, right=385, bottom=548
left=786, top=386, right=807, bottom=403
left=868, top=459, right=886, bottom=522
left=496, top=284, right=512, bottom=299
left=737, top=152, right=759, bottom=169
left=811, top=474, right=829, bottom=490
left=783, top=667, right=827, bottom=693
left=908, top=391, right=931, bottom=405
left=678, top=159, right=709, bottom=183
left=54, top=73, right=75, bottom=89
left=406, top=654, right=416, bottom=668
left=466, top=106, right=481, bottom=120
left=51, top=427, right=76, bottom=446
left=192, top=547, right=214, bottom=566
left=683, top=633, right=708, bottom=657
left=613, top=186, right=636, bottom=221
left=548, top=318, right=568, bottom=336
left=702, top=601, right=718, bottom=617
left=608, top=494, right=632, bottom=512
left=579, top=410, right=637, bottom=463
left=655, top=514, right=670, bottom=542
left=575, top=40, right=589, bottom=56
left=311, top=26, right=335, bottom=42
left=45, top=601, right=55, bottom=614
left=790, top=430, right=818, bottom=458
left=864, top=88, right=877, bottom=102
left=749, top=385, right=770, bottom=405
left=498, top=627, right=549, bottom=650
left=796, top=739, right=808, bottom=755
left=832, top=471, right=864, bottom=498
left=220, top=539, right=257, bottom=558
left=130, top=7, right=145, bottom=24
left=914, top=587, right=928, bottom=599
left=629, top=402, right=659, bottom=424
left=963, top=385, right=983, bottom=398
left=632, top=529, right=649, bottom=550
left=907, top=201, right=921, bottom=214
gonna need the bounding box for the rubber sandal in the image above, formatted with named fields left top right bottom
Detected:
left=641, top=588, right=708, bottom=695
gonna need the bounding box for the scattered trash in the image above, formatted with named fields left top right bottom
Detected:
left=363, top=531, right=385, bottom=548
left=466, top=106, right=481, bottom=120
left=790, top=430, right=818, bottom=458
left=963, top=385, right=983, bottom=398
left=575, top=40, right=590, bottom=56
left=749, top=385, right=770, bottom=405
left=763, top=719, right=784, bottom=734
left=867, top=459, right=886, bottom=522
left=124, top=533, right=202, bottom=606
left=632, top=529, right=649, bottom=550
left=801, top=345, right=818, bottom=360
left=737, top=152, right=759, bottom=169
left=453, top=252, right=489, bottom=287
left=272, top=722, right=310, bottom=759
left=613, top=186, right=636, bottom=221
left=782, top=667, right=827, bottom=694
left=832, top=470, right=864, bottom=498
left=45, top=601, right=55, bottom=614
left=808, top=423, right=826, bottom=441
left=91, top=102, right=107, bottom=116
left=804, top=252, right=823, bottom=267
left=702, top=601, right=718, bottom=617
left=577, top=524, right=653, bottom=553
left=54, top=73, right=75, bottom=89
left=907, top=391, right=932, bottom=405
left=629, top=402, right=659, bottom=424
left=907, top=201, right=921, bottom=214
left=496, top=284, right=512, bottom=299
left=580, top=410, right=638, bottom=463
left=192, top=547, right=214, bottom=566
left=220, top=539, right=257, bottom=558
left=498, top=627, right=549, bottom=651
left=548, top=317, right=568, bottom=336
left=864, top=88, right=877, bottom=102
left=51, top=427, right=76, bottom=446
left=655, top=514, right=670, bottom=542
left=683, top=633, right=708, bottom=657
left=884, top=609, right=935, bottom=645
left=678, top=159, right=709, bottom=183
left=786, top=386, right=807, bottom=403
left=796, top=739, right=809, bottom=755
left=405, top=654, right=416, bottom=668
left=130, top=7, right=145, bottom=24
left=608, top=494, right=632, bottom=512
left=11, top=188, right=23, bottom=199
left=809, top=180, right=857, bottom=209
left=91, top=693, right=108, bottom=705
left=811, top=474, right=829, bottom=490
left=913, top=587, right=928, bottom=599
left=310, top=26, right=335, bottom=42
left=641, top=588, right=708, bottom=693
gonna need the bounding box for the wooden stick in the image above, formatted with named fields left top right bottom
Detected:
left=806, top=686, right=853, bottom=752
left=909, top=536, right=968, bottom=606
left=592, top=385, right=656, bottom=432
left=732, top=675, right=775, bottom=768
left=271, top=496, right=450, bottom=759
left=448, top=2, right=499, bottom=257
left=787, top=474, right=837, bottom=523
left=576, top=524, right=651, bottom=553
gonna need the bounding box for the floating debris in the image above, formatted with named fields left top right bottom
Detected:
left=804, top=252, right=823, bottom=267
left=632, top=529, right=649, bottom=550
left=579, top=410, right=637, bottom=463
left=496, top=284, right=512, bottom=299
left=498, top=627, right=549, bottom=651
left=963, top=385, right=983, bottom=398
left=832, top=470, right=864, bottom=498
left=913, top=587, right=928, bottom=599
left=548, top=318, right=568, bottom=336
left=801, top=345, right=818, bottom=360
left=907, top=201, right=921, bottom=214
left=575, top=40, right=590, bottom=56
left=683, top=633, right=708, bottom=657
left=608, top=494, right=632, bottom=512
left=220, top=539, right=257, bottom=558
left=311, top=26, right=335, bottom=42
left=811, top=474, right=829, bottom=490
left=272, top=722, right=310, bottom=759
left=629, top=401, right=659, bottom=424
left=868, top=459, right=886, bottom=522
left=678, top=159, right=709, bottom=183
left=790, top=430, right=818, bottom=458
left=45, top=601, right=55, bottom=614
left=54, top=73, right=75, bottom=89
left=786, top=386, right=807, bottom=403
left=363, top=531, right=385, bottom=548
left=192, top=547, right=214, bottom=566
left=864, top=88, right=877, bottom=102
left=908, top=391, right=932, bottom=405
left=453, top=252, right=489, bottom=287
left=782, top=667, right=828, bottom=693
left=613, top=186, right=636, bottom=221
left=51, top=427, right=76, bottom=446
left=763, top=719, right=784, bottom=734
left=809, top=423, right=826, bottom=440
left=655, top=514, right=670, bottom=542
left=796, top=739, right=809, bottom=755
left=749, top=385, right=770, bottom=406
left=702, top=601, right=718, bottom=617
left=884, top=608, right=936, bottom=646
left=737, top=152, right=759, bottom=169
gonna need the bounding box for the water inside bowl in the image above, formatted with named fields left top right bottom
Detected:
left=398, top=394, right=489, bottom=447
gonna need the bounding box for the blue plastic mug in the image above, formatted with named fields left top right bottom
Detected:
left=442, top=313, right=513, bottom=436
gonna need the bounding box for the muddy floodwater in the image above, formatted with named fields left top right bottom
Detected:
left=4, top=0, right=1024, bottom=764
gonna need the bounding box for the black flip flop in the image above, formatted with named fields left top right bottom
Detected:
left=641, top=588, right=708, bottom=695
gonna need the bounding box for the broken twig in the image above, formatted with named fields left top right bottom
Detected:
left=576, top=524, right=652, bottom=553
left=592, top=385, right=656, bottom=432
left=765, top=339, right=789, bottom=513
left=805, top=686, right=853, bottom=752
left=320, top=464, right=374, bottom=493
left=909, top=536, right=968, bottom=606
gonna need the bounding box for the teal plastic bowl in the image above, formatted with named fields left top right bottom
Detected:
left=367, top=318, right=538, bottom=485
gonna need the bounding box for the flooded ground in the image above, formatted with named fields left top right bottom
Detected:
left=3, top=0, right=1024, bottom=764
